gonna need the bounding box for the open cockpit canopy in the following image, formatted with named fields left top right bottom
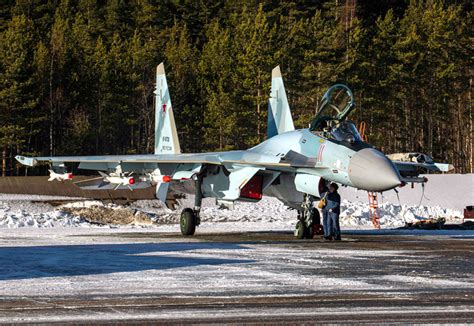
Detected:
left=310, top=84, right=356, bottom=132
left=310, top=84, right=365, bottom=145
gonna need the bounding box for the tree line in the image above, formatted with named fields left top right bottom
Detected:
left=1, top=0, right=472, bottom=176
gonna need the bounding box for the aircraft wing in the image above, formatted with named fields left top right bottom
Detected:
left=16, top=153, right=224, bottom=167
left=15, top=150, right=326, bottom=171
left=16, top=150, right=328, bottom=206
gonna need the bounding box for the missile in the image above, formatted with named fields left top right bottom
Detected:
left=141, top=174, right=172, bottom=184
left=103, top=175, right=135, bottom=185
left=48, top=169, right=73, bottom=182
left=97, top=171, right=136, bottom=190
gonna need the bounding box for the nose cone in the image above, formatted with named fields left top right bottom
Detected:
left=349, top=148, right=402, bottom=192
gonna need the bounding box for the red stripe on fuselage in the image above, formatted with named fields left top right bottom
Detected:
left=317, top=144, right=325, bottom=163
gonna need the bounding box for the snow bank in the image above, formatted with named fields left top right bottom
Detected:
left=0, top=203, right=89, bottom=228
left=0, top=195, right=463, bottom=229
left=1, top=173, right=469, bottom=229
left=340, top=199, right=462, bottom=228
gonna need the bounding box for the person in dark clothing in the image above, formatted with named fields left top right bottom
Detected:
left=321, top=183, right=342, bottom=241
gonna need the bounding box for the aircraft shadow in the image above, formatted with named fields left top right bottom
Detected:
left=0, top=242, right=254, bottom=281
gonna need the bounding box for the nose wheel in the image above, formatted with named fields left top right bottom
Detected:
left=294, top=194, right=315, bottom=239
left=295, top=219, right=311, bottom=239
left=294, top=194, right=322, bottom=239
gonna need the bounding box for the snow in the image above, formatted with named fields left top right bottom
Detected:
left=0, top=197, right=459, bottom=229
left=339, top=173, right=473, bottom=212
left=0, top=227, right=472, bottom=303
left=0, top=201, right=91, bottom=228
left=0, top=193, right=83, bottom=201
left=339, top=199, right=462, bottom=228
left=0, top=173, right=471, bottom=230
left=0, top=196, right=465, bottom=230
left=0, top=174, right=472, bottom=323
left=378, top=275, right=472, bottom=287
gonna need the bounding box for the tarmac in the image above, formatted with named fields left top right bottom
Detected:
left=0, top=229, right=473, bottom=324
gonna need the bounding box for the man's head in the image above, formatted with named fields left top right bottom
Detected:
left=329, top=182, right=339, bottom=193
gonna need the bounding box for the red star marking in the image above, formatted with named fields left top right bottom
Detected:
left=162, top=103, right=167, bottom=113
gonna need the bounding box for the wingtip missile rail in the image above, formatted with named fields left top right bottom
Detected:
left=15, top=155, right=37, bottom=167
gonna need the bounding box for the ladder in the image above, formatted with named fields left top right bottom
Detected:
left=368, top=192, right=381, bottom=229
left=358, top=121, right=368, bottom=142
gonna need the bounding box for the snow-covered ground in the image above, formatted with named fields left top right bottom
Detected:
left=0, top=173, right=471, bottom=230
left=0, top=196, right=465, bottom=230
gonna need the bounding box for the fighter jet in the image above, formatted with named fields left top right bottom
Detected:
left=16, top=63, right=451, bottom=237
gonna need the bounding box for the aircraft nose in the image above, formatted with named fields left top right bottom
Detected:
left=348, top=148, right=402, bottom=192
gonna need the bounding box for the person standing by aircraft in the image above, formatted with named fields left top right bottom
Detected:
left=321, top=183, right=342, bottom=241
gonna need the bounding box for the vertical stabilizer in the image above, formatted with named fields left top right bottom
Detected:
left=154, top=62, right=181, bottom=154
left=267, top=65, right=295, bottom=138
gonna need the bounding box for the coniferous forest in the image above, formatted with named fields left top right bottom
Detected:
left=1, top=0, right=472, bottom=176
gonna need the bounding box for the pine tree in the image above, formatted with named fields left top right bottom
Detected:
left=0, top=15, right=37, bottom=176
left=301, top=8, right=343, bottom=126
left=364, top=9, right=400, bottom=152
left=233, top=4, right=276, bottom=146
left=0, top=1, right=471, bottom=172
left=163, top=22, right=202, bottom=152
left=198, top=20, right=236, bottom=150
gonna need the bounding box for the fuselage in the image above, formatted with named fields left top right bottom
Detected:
left=252, top=126, right=400, bottom=184
left=170, top=126, right=402, bottom=209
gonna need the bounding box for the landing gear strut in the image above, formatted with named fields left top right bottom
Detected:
left=295, top=194, right=315, bottom=239
left=180, top=174, right=203, bottom=236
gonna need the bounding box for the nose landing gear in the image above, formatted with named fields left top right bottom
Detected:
left=294, top=194, right=322, bottom=239
left=295, top=218, right=312, bottom=239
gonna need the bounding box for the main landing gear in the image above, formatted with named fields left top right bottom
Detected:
left=180, top=174, right=203, bottom=236
left=180, top=208, right=198, bottom=236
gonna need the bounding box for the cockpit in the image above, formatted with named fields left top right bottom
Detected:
left=310, top=84, right=366, bottom=148
left=329, top=121, right=363, bottom=143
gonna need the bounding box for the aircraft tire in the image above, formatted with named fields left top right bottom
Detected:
left=295, top=220, right=306, bottom=239
left=180, top=208, right=196, bottom=236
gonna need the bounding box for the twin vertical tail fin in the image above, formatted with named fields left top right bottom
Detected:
left=154, top=63, right=181, bottom=155
left=154, top=63, right=181, bottom=205
left=267, top=65, right=295, bottom=138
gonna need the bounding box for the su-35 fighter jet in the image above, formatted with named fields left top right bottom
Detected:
left=16, top=63, right=452, bottom=237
